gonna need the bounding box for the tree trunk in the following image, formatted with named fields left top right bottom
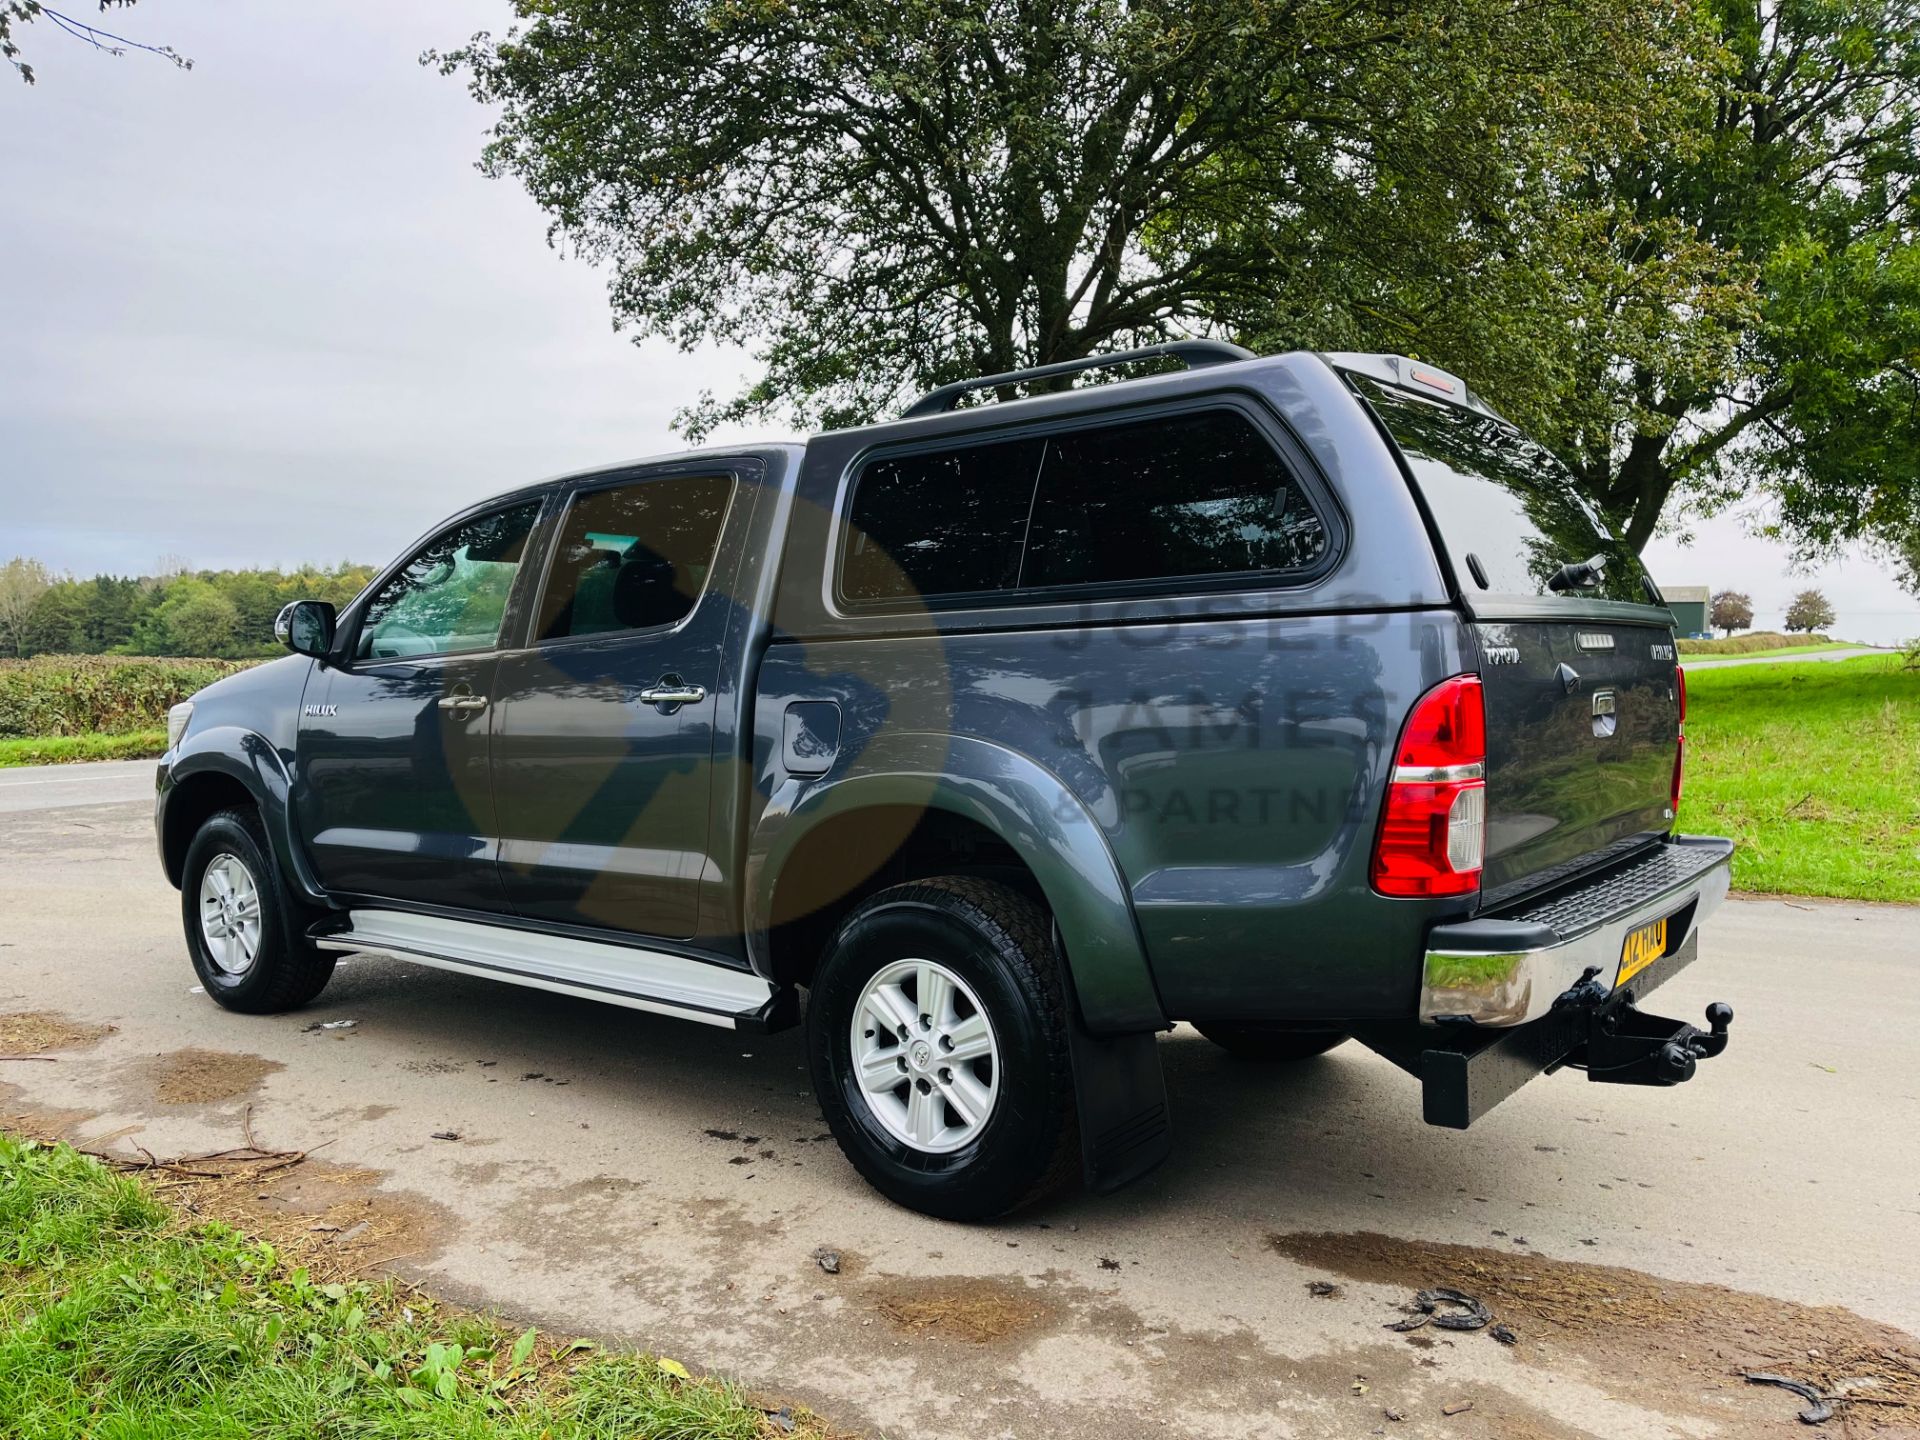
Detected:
left=1606, top=430, right=1678, bottom=555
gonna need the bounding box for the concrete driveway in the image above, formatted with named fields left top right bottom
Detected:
left=3, top=790, right=1917, bottom=1438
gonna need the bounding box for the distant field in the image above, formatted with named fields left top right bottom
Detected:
left=1683, top=654, right=1920, bottom=902
left=1676, top=630, right=1847, bottom=659
left=1684, top=641, right=1859, bottom=662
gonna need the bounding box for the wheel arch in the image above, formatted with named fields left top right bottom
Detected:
left=746, top=732, right=1166, bottom=1034
left=161, top=729, right=320, bottom=902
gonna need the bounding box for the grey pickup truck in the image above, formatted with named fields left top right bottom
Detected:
left=155, top=343, right=1735, bottom=1219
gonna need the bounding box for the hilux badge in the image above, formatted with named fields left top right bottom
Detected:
left=302, top=703, right=338, bottom=718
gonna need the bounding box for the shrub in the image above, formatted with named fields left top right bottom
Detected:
left=0, top=656, right=258, bottom=738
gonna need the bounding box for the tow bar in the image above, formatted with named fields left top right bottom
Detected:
left=1580, top=997, right=1733, bottom=1087
left=1352, top=934, right=1737, bottom=1127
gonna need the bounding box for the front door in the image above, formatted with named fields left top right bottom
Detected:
left=489, top=469, right=737, bottom=940
left=297, top=499, right=543, bottom=911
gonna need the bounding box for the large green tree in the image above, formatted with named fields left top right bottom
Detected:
left=434, top=0, right=1699, bottom=438
left=1233, top=0, right=1920, bottom=563
left=1563, top=0, right=1920, bottom=560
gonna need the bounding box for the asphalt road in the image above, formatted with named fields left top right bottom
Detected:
left=0, top=757, right=155, bottom=814
left=3, top=792, right=1917, bottom=1439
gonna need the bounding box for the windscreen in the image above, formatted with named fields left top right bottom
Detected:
left=1353, top=376, right=1653, bottom=606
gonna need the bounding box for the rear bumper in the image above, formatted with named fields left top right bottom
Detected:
left=1417, top=834, right=1733, bottom=1026
left=1358, top=927, right=1732, bottom=1127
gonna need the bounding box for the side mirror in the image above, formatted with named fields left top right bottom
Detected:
left=274, top=600, right=337, bottom=659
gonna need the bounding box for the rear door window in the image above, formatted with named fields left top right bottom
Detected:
left=535, top=473, right=734, bottom=640
left=841, top=408, right=1327, bottom=606
left=1353, top=377, right=1652, bottom=605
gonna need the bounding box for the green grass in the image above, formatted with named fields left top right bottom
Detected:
left=0, top=731, right=167, bottom=767
left=0, top=1134, right=815, bottom=1440
left=1682, top=654, right=1920, bottom=902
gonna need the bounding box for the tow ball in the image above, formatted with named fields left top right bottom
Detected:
left=1580, top=998, right=1733, bottom=1087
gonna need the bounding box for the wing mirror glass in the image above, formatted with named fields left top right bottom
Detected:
left=274, top=600, right=337, bottom=658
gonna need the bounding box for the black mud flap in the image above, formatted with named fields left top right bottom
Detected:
left=1065, top=1022, right=1171, bottom=1194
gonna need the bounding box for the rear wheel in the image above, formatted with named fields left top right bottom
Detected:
left=808, top=878, right=1078, bottom=1220
left=1195, top=1024, right=1347, bottom=1062
left=182, top=807, right=335, bottom=1014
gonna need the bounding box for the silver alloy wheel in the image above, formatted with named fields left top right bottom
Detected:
left=197, top=852, right=264, bottom=977
left=850, top=957, right=1000, bottom=1154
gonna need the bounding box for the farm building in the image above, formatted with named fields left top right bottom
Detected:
left=1661, top=585, right=1711, bottom=637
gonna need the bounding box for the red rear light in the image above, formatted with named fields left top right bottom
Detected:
left=1371, top=674, right=1487, bottom=897
left=1671, top=665, right=1686, bottom=818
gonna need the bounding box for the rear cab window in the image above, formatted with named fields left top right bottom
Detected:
left=1351, top=376, right=1654, bottom=607
left=840, top=408, right=1330, bottom=607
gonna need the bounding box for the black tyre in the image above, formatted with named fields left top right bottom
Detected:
left=1195, top=1024, right=1347, bottom=1062
left=808, top=878, right=1078, bottom=1221
left=181, top=806, right=335, bottom=1014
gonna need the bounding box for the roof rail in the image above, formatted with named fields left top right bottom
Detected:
left=899, top=340, right=1257, bottom=419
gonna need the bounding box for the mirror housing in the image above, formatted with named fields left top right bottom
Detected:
left=274, top=600, right=337, bottom=659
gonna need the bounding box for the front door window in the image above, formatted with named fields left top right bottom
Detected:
left=356, top=502, right=541, bottom=661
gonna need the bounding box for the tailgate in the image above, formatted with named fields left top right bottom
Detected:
left=1476, top=620, right=1679, bottom=900
left=1347, top=370, right=1682, bottom=905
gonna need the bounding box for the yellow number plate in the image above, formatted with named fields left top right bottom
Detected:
left=1616, top=916, right=1670, bottom=988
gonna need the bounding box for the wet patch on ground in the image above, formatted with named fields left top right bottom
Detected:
left=0, top=1009, right=114, bottom=1055
left=148, top=1046, right=282, bottom=1104
left=1273, top=1230, right=1920, bottom=1432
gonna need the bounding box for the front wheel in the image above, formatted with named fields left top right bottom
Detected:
left=182, top=807, right=335, bottom=1014
left=808, top=878, right=1078, bottom=1221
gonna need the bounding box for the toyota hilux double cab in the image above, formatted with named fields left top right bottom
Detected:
left=156, top=343, right=1734, bottom=1220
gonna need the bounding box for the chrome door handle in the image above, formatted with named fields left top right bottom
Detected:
left=437, top=694, right=488, bottom=713
left=638, top=675, right=706, bottom=709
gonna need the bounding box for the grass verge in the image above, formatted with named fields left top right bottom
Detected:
left=0, top=1134, right=824, bottom=1440
left=0, top=731, right=167, bottom=767
left=1682, top=654, right=1920, bottom=902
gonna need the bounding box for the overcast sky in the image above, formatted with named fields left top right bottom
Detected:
left=4, top=2, right=1917, bottom=645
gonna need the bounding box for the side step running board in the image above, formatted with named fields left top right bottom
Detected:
left=313, top=910, right=785, bottom=1031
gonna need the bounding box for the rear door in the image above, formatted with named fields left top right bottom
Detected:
left=1352, top=375, right=1681, bottom=905
left=488, top=468, right=738, bottom=939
